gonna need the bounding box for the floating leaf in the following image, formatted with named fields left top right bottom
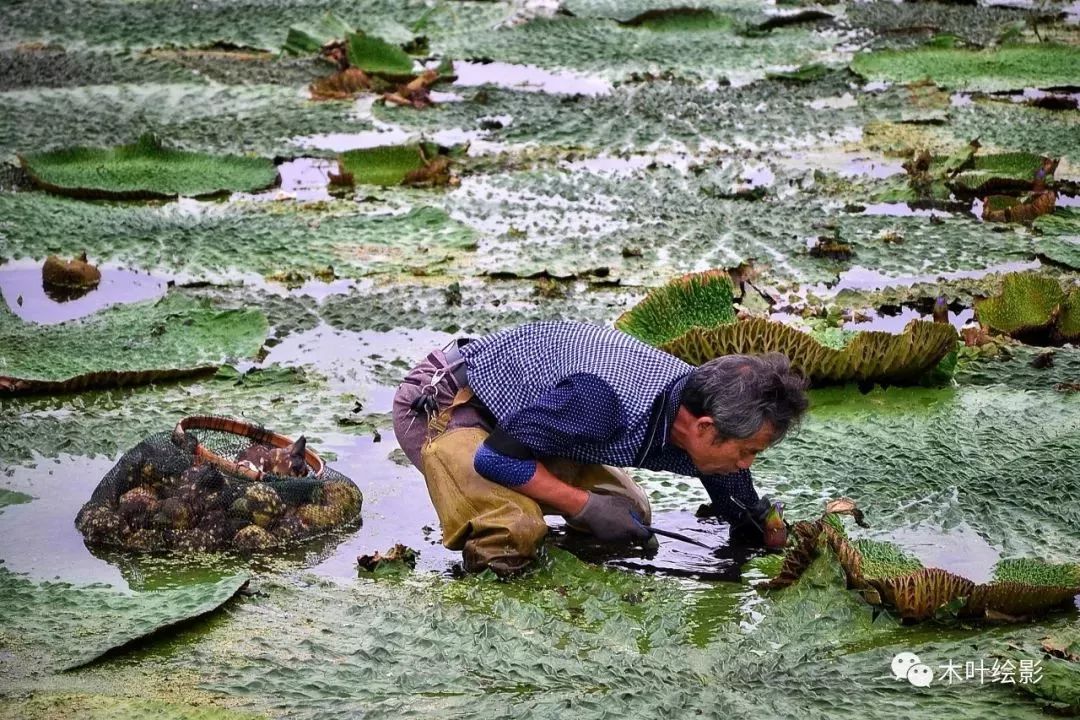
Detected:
left=754, top=10, right=833, bottom=32
left=851, top=44, right=1080, bottom=92
left=660, top=317, right=957, bottom=386
left=282, top=12, right=354, bottom=56
left=63, top=574, right=250, bottom=670
left=950, top=153, right=1056, bottom=197
left=0, top=292, right=267, bottom=395
left=982, top=191, right=1056, bottom=224
left=18, top=134, right=278, bottom=200
left=1033, top=209, right=1080, bottom=270
left=972, top=274, right=1062, bottom=335
left=616, top=8, right=736, bottom=31
left=765, top=63, right=830, bottom=83
left=769, top=516, right=1080, bottom=622
left=345, top=31, right=414, bottom=80
left=613, top=270, right=736, bottom=347
left=336, top=142, right=455, bottom=187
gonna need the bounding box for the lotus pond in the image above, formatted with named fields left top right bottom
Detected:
left=1, top=0, right=1079, bottom=717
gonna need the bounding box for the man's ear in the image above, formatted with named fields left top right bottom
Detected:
left=694, top=416, right=716, bottom=437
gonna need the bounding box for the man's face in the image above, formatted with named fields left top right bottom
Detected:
left=684, top=418, right=775, bottom=475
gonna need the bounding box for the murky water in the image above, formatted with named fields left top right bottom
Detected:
left=448, top=60, right=612, bottom=97
left=0, top=261, right=168, bottom=324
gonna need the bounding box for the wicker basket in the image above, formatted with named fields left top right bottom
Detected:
left=172, top=415, right=325, bottom=481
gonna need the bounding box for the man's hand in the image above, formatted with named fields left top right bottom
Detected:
left=729, top=496, right=788, bottom=549
left=568, top=493, right=652, bottom=544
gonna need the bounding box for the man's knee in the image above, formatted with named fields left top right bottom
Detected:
left=420, top=428, right=548, bottom=554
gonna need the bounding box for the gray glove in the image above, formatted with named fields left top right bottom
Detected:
left=567, top=493, right=652, bottom=544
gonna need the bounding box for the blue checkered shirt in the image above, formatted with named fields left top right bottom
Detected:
left=459, top=321, right=759, bottom=522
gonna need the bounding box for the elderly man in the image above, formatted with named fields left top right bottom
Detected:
left=393, top=321, right=808, bottom=577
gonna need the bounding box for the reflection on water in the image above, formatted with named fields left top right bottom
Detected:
left=840, top=305, right=974, bottom=333
left=861, top=202, right=950, bottom=219
left=449, top=60, right=612, bottom=97
left=825, top=259, right=1042, bottom=294
left=554, top=509, right=761, bottom=583
left=0, top=261, right=168, bottom=324
left=874, top=523, right=1003, bottom=585
left=231, top=158, right=335, bottom=203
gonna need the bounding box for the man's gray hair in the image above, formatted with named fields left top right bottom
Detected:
left=681, top=353, right=809, bottom=442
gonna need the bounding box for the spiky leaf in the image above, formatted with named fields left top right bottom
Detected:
left=993, top=558, right=1080, bottom=587
left=661, top=317, right=956, bottom=385
left=614, top=270, right=736, bottom=347
left=18, top=134, right=278, bottom=199
left=1059, top=287, right=1080, bottom=341
left=974, top=273, right=1065, bottom=335
left=853, top=538, right=924, bottom=580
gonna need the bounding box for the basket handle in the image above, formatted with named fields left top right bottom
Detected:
left=171, top=415, right=325, bottom=481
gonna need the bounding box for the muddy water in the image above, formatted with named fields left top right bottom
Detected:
left=0, top=437, right=761, bottom=588
left=448, top=60, right=612, bottom=97
left=0, top=261, right=168, bottom=324
left=879, top=523, right=1003, bottom=585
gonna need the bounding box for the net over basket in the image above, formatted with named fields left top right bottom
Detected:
left=75, top=416, right=363, bottom=553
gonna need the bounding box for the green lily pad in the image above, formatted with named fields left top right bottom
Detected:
left=0, top=292, right=267, bottom=394
left=18, top=134, right=279, bottom=200
left=974, top=272, right=1079, bottom=341
left=1016, top=656, right=1080, bottom=714
left=345, top=31, right=414, bottom=79
left=337, top=142, right=451, bottom=186
left=0, top=566, right=248, bottom=672
left=765, top=62, right=830, bottom=82
left=613, top=270, right=736, bottom=346
left=950, top=152, right=1053, bottom=196
left=878, top=145, right=1054, bottom=204
left=0, top=694, right=266, bottom=720
left=282, top=12, right=354, bottom=56
left=616, top=8, right=736, bottom=31
left=0, top=362, right=361, bottom=465
left=433, top=13, right=837, bottom=83
left=850, top=44, right=1080, bottom=92
left=0, top=488, right=33, bottom=509
left=1034, top=209, right=1080, bottom=270
left=0, top=192, right=477, bottom=281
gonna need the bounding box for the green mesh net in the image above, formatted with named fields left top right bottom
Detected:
left=75, top=417, right=362, bottom=553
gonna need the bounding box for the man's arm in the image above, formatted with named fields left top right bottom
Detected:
left=471, top=374, right=649, bottom=542
left=473, top=445, right=587, bottom=515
